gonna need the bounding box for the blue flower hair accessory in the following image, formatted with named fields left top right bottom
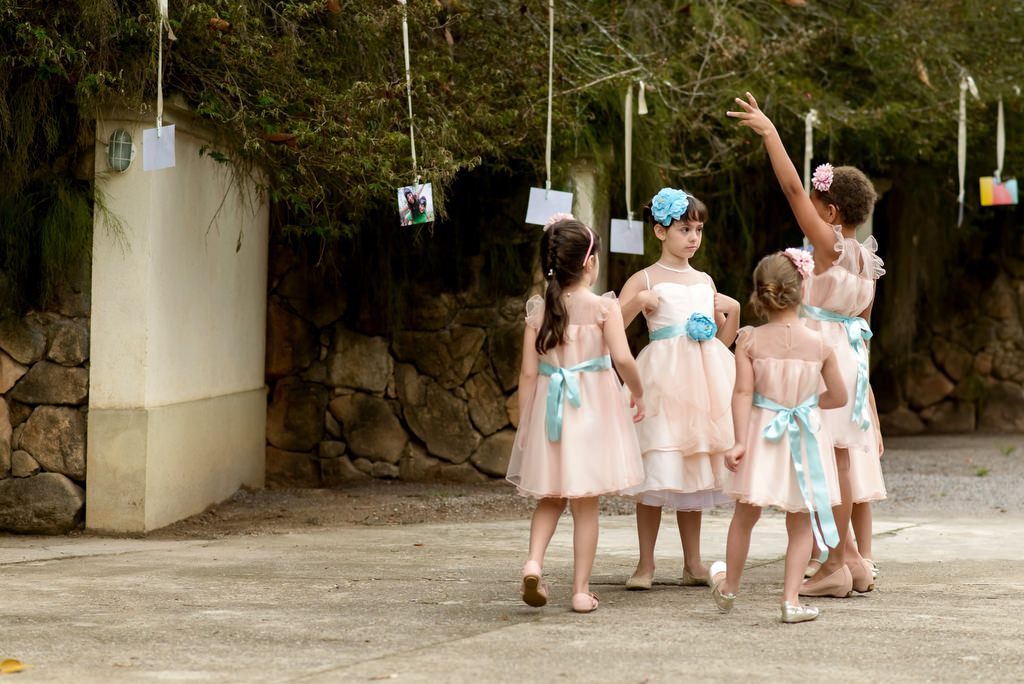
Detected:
left=686, top=312, right=717, bottom=342
left=650, top=188, right=690, bottom=227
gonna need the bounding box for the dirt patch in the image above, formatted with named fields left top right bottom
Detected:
left=151, top=434, right=1024, bottom=539
left=152, top=481, right=645, bottom=539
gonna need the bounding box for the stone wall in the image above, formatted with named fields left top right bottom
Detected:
left=877, top=270, right=1024, bottom=435
left=264, top=242, right=528, bottom=486
left=0, top=309, right=89, bottom=533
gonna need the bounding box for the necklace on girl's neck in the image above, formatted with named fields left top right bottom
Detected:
left=654, top=261, right=693, bottom=274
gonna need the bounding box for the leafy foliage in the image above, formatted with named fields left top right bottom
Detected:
left=2, top=0, right=1023, bottom=311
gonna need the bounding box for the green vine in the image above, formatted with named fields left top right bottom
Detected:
left=2, top=0, right=1024, bottom=313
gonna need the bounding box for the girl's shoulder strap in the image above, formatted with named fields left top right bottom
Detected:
left=642, top=268, right=651, bottom=290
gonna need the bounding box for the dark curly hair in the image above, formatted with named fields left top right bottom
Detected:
left=812, top=166, right=876, bottom=226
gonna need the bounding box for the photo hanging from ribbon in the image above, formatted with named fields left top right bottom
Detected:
left=525, top=0, right=574, bottom=225
left=144, top=0, right=176, bottom=172
left=979, top=97, right=1018, bottom=206
left=610, top=82, right=645, bottom=255
left=398, top=183, right=435, bottom=225
left=395, top=0, right=433, bottom=226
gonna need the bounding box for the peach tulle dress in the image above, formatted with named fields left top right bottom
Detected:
left=506, top=291, right=644, bottom=498
left=620, top=266, right=735, bottom=510
left=802, top=227, right=887, bottom=503
left=726, top=324, right=842, bottom=514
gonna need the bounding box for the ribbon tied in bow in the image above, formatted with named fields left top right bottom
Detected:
left=753, top=393, right=839, bottom=551
left=539, top=355, right=612, bottom=442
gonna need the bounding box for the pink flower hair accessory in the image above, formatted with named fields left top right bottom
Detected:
left=811, top=163, right=834, bottom=193
left=543, top=212, right=575, bottom=231
left=783, top=247, right=814, bottom=279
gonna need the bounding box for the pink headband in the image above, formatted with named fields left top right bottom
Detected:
left=582, top=227, right=595, bottom=267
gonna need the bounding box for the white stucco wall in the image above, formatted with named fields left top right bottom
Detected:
left=87, top=106, right=268, bottom=533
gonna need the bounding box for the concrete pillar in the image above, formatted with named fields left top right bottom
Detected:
left=87, top=106, right=269, bottom=533
left=570, top=157, right=611, bottom=293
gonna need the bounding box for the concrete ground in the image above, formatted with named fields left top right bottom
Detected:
left=2, top=437, right=1024, bottom=682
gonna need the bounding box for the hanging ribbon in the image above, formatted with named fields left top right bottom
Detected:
left=995, top=96, right=1005, bottom=182
left=399, top=1, right=419, bottom=183
left=623, top=80, right=647, bottom=220
left=802, top=304, right=873, bottom=430
left=624, top=84, right=633, bottom=220
left=802, top=109, right=819, bottom=194
left=544, top=0, right=554, bottom=196
left=156, top=0, right=176, bottom=137
left=958, top=75, right=979, bottom=226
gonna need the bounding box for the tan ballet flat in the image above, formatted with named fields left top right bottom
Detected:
left=625, top=571, right=653, bottom=590
left=849, top=559, right=875, bottom=593
left=799, top=565, right=853, bottom=598
left=681, top=567, right=710, bottom=587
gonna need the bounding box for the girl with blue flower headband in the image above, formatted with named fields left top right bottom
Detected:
left=729, top=92, right=884, bottom=598
left=709, top=251, right=849, bottom=623
left=506, top=216, right=646, bottom=614
left=617, top=188, right=741, bottom=591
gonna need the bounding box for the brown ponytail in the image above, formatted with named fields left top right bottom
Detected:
left=536, top=219, right=601, bottom=355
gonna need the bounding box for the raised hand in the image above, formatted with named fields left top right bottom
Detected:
left=726, top=92, right=778, bottom=138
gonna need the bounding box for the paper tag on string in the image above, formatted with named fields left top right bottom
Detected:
left=979, top=177, right=1018, bottom=206
left=610, top=219, right=644, bottom=255
left=143, top=125, right=176, bottom=171
left=525, top=188, right=573, bottom=226
left=397, top=182, right=435, bottom=226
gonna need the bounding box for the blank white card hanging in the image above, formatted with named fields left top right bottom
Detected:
left=525, top=0, right=573, bottom=225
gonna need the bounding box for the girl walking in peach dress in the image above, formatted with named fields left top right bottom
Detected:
left=507, top=216, right=646, bottom=613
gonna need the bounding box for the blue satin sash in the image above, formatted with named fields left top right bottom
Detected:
left=648, top=323, right=689, bottom=342
left=538, top=355, right=613, bottom=442
left=752, top=392, right=839, bottom=550
left=801, top=304, right=873, bottom=430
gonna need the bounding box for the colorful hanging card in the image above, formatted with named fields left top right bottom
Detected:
left=979, top=176, right=1018, bottom=206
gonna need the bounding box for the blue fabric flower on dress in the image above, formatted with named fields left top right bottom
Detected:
left=686, top=313, right=717, bottom=342
left=650, top=188, right=690, bottom=227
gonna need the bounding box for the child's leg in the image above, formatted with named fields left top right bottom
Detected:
left=809, top=447, right=852, bottom=579
left=527, top=497, right=567, bottom=566
left=569, top=497, right=600, bottom=596
left=632, top=503, right=662, bottom=578
left=784, top=513, right=814, bottom=605
left=721, top=502, right=761, bottom=595
left=676, top=510, right=709, bottom=577
left=851, top=502, right=873, bottom=559
left=805, top=539, right=824, bottom=579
